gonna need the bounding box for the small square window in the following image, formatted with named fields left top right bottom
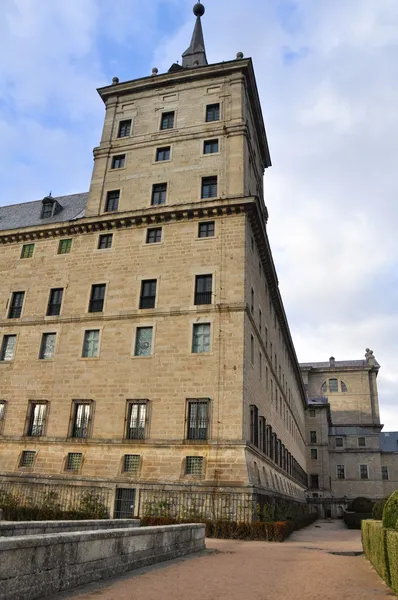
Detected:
left=160, top=112, right=175, bottom=130
left=151, top=183, right=167, bottom=205
left=203, top=139, right=219, bottom=154
left=358, top=437, right=366, bottom=447
left=156, top=147, right=171, bottom=161
left=66, top=452, right=82, bottom=471
left=192, top=323, right=211, bottom=354
left=186, top=456, right=204, bottom=475
left=20, top=451, right=36, bottom=468
left=135, top=327, right=153, bottom=357
left=118, top=120, right=132, bottom=138
left=105, top=190, right=120, bottom=213
left=198, top=221, right=215, bottom=238
left=98, top=234, right=113, bottom=250
left=201, top=176, right=217, bottom=199
left=111, top=155, right=125, bottom=169
left=146, top=228, right=162, bottom=244
left=82, top=330, right=100, bottom=358
left=39, top=333, right=56, bottom=360
left=58, top=239, right=72, bottom=254
left=311, top=448, right=318, bottom=460
left=0, top=335, right=17, bottom=361
left=360, top=464, right=369, bottom=480
left=335, top=437, right=344, bottom=448
left=123, top=454, right=140, bottom=473
left=206, top=104, right=220, bottom=122
left=21, top=244, right=35, bottom=259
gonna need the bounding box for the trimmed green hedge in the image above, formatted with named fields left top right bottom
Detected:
left=372, top=497, right=390, bottom=520
left=361, top=520, right=390, bottom=585
left=386, top=530, right=398, bottom=595
left=382, top=490, right=398, bottom=530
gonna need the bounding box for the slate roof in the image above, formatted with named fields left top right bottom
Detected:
left=380, top=432, right=398, bottom=453
left=300, top=359, right=380, bottom=369
left=0, top=193, right=88, bottom=232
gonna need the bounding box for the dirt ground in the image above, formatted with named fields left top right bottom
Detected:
left=54, top=521, right=392, bottom=600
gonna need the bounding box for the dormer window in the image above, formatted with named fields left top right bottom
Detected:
left=41, top=195, right=60, bottom=219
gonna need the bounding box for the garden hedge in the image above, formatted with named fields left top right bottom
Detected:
left=382, top=490, right=398, bottom=530
left=386, top=530, right=398, bottom=595
left=361, top=520, right=390, bottom=585
left=372, top=496, right=390, bottom=520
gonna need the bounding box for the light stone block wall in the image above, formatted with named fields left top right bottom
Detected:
left=0, top=519, right=140, bottom=537
left=305, top=406, right=331, bottom=493
left=381, top=454, right=398, bottom=496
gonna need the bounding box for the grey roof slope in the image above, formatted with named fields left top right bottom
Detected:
left=0, top=193, right=88, bottom=232
left=380, top=432, right=398, bottom=453
left=300, top=359, right=381, bottom=369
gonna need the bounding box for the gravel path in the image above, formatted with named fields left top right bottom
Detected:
left=55, top=520, right=392, bottom=600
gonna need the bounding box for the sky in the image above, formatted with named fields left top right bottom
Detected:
left=0, top=0, right=397, bottom=429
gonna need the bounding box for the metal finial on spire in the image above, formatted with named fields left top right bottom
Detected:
left=193, top=2, right=205, bottom=17
left=182, top=3, right=208, bottom=69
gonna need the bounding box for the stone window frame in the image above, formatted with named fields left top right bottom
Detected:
left=202, top=138, right=220, bottom=155
left=68, top=400, right=95, bottom=439
left=104, top=189, right=120, bottom=213
left=191, top=322, right=211, bottom=355
left=145, top=227, right=163, bottom=245
left=110, top=154, right=126, bottom=170
left=310, top=448, right=318, bottom=460
left=185, top=398, right=211, bottom=442
left=132, top=325, right=155, bottom=358
left=155, top=146, right=172, bottom=163
left=24, top=400, right=49, bottom=437
left=124, top=399, right=150, bottom=441
left=7, top=291, right=25, bottom=319
left=57, top=238, right=72, bottom=255
left=358, top=437, right=366, bottom=448
left=321, top=378, right=348, bottom=394
left=359, top=464, right=369, bottom=480
left=184, top=455, right=205, bottom=477
left=117, top=119, right=132, bottom=139
left=64, top=452, right=84, bottom=473
left=81, top=329, right=102, bottom=359
left=97, top=233, right=114, bottom=251
left=20, top=243, right=35, bottom=259
left=197, top=220, right=215, bottom=239
left=38, top=332, right=57, bottom=361
left=382, top=466, right=389, bottom=481
left=87, top=283, right=108, bottom=314
left=46, top=288, right=64, bottom=317
left=0, top=400, right=7, bottom=434
left=337, top=464, right=345, bottom=480
left=0, top=334, right=18, bottom=362
left=121, top=454, right=141, bottom=475
left=19, top=450, right=38, bottom=469
left=159, top=111, right=175, bottom=131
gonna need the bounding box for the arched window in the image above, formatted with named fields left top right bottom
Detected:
left=321, top=381, right=327, bottom=394
left=329, top=378, right=338, bottom=392
left=341, top=381, right=348, bottom=392
left=321, top=379, right=348, bottom=393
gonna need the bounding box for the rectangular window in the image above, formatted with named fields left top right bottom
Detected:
left=201, top=176, right=217, bottom=199
left=192, top=323, right=211, bottom=354
left=20, top=451, right=36, bottom=468
left=259, top=352, right=262, bottom=379
left=337, top=465, right=345, bottom=480
left=360, top=464, right=369, bottom=480
left=250, top=334, right=254, bottom=365
left=156, top=146, right=171, bottom=161
left=118, top=119, right=132, bottom=138
left=27, top=402, right=47, bottom=437
left=335, top=437, right=344, bottom=448
left=0, top=401, right=5, bottom=422
left=198, top=221, right=215, bottom=238
left=259, top=308, right=262, bottom=332
left=123, top=454, right=140, bottom=474
left=311, top=448, right=318, bottom=460
left=151, top=183, right=167, bottom=205
left=66, top=452, right=83, bottom=471
left=203, top=139, right=219, bottom=154
left=8, top=292, right=25, bottom=319
left=0, top=335, right=17, bottom=361
left=310, top=475, right=319, bottom=490
left=187, top=399, right=209, bottom=440
left=310, top=409, right=316, bottom=417
left=21, top=243, right=35, bottom=259
left=194, top=274, right=212, bottom=305
left=82, top=330, right=100, bottom=358
left=358, top=437, right=366, bottom=447
left=329, top=378, right=338, bottom=392
left=98, top=234, right=113, bottom=249
left=139, top=280, right=157, bottom=309
left=382, top=466, right=389, bottom=481
left=89, top=284, right=106, bottom=313
left=206, top=103, right=220, bottom=122
left=251, top=288, right=254, bottom=313
left=111, top=154, right=125, bottom=169
left=134, top=327, right=153, bottom=357
left=126, top=401, right=147, bottom=440
left=146, top=228, right=162, bottom=244
left=58, top=239, right=72, bottom=254
left=250, top=405, right=259, bottom=447
left=105, top=190, right=120, bottom=212
left=47, top=288, right=63, bottom=316
left=310, top=431, right=317, bottom=444
left=160, top=111, right=175, bottom=130
left=39, top=333, right=56, bottom=360
left=186, top=456, right=203, bottom=475
left=71, top=402, right=92, bottom=438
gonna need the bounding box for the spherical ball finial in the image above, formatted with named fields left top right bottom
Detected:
left=236, top=52, right=244, bottom=60
left=112, top=76, right=119, bottom=85
left=152, top=67, right=159, bottom=75
left=193, top=3, right=205, bottom=17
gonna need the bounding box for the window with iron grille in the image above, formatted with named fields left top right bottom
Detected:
left=8, top=292, right=25, bottom=319
left=98, top=234, right=113, bottom=249
left=126, top=401, right=148, bottom=440
left=134, top=327, right=153, bottom=357
left=206, top=103, right=220, bottom=122
left=66, top=452, right=83, bottom=471
left=71, top=402, right=92, bottom=438
left=250, top=405, right=259, bottom=447
left=337, top=465, right=345, bottom=479
left=310, top=431, right=317, bottom=444
left=139, top=280, right=157, bottom=309
left=123, top=454, right=140, bottom=473
left=20, top=451, right=36, bottom=468
left=146, top=228, right=162, bottom=244
left=194, top=275, right=212, bottom=305
left=192, top=323, right=210, bottom=354
left=0, top=335, right=16, bottom=361
left=82, top=330, right=100, bottom=358
left=186, top=456, right=204, bottom=475
left=89, top=284, right=106, bottom=313
left=47, top=288, right=63, bottom=316
left=151, top=183, right=167, bottom=205
left=203, top=139, right=219, bottom=154
left=118, top=119, right=132, bottom=138
left=26, top=402, right=47, bottom=436
left=360, top=464, right=369, bottom=480
left=21, top=243, right=35, bottom=259
left=358, top=437, right=366, bottom=447
left=382, top=466, right=389, bottom=480
left=311, top=448, right=318, bottom=460
left=309, top=474, right=319, bottom=489
left=39, top=333, right=56, bottom=360
left=201, top=176, right=217, bottom=199
left=156, top=147, right=171, bottom=161
left=58, top=239, right=72, bottom=254
left=111, top=155, right=125, bottom=169
left=187, top=399, right=209, bottom=440
left=198, top=221, right=215, bottom=238
left=105, top=190, right=120, bottom=212
left=335, top=437, right=343, bottom=448
left=160, top=111, right=175, bottom=130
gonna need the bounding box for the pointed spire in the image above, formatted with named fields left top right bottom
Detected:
left=182, top=3, right=208, bottom=69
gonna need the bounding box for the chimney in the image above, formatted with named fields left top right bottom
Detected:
left=329, top=356, right=335, bottom=368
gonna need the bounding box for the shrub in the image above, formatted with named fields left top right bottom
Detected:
left=361, top=520, right=390, bottom=585
left=386, top=530, right=398, bottom=595
left=382, top=490, right=398, bottom=530
left=343, top=511, right=372, bottom=529
left=348, top=497, right=374, bottom=514
left=373, top=496, right=390, bottom=520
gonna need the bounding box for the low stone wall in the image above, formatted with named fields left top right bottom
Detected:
left=0, top=523, right=205, bottom=600
left=0, top=519, right=140, bottom=537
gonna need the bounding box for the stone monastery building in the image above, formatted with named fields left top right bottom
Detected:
left=0, top=3, right=396, bottom=519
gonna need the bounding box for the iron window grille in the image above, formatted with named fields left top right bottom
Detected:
left=139, top=280, right=157, bottom=309
left=8, top=292, right=25, bottom=319
left=194, top=275, right=212, bottom=305
left=118, top=119, right=132, bottom=138
left=0, top=335, right=17, bottom=361
left=27, top=402, right=47, bottom=437
left=160, top=112, right=175, bottom=130
left=187, top=400, right=209, bottom=440
left=71, top=402, right=92, bottom=438
left=156, top=147, right=171, bottom=161
left=360, top=465, right=369, bottom=480
left=123, top=454, right=140, bottom=473
left=39, top=333, right=56, bottom=360
left=203, top=139, right=219, bottom=154
left=66, top=453, right=82, bottom=471
left=82, top=330, right=100, bottom=358
left=311, top=449, right=318, bottom=460
left=382, top=466, right=389, bottom=480
left=21, top=244, right=35, bottom=259
left=192, top=323, right=210, bottom=354
left=89, top=284, right=106, bottom=313
left=201, top=176, right=217, bottom=199
left=186, top=456, right=204, bottom=475
left=206, top=103, right=220, bottom=122
left=58, top=239, right=72, bottom=254
left=105, top=190, right=120, bottom=212
left=134, top=327, right=153, bottom=357
left=47, top=288, right=63, bottom=316
left=146, top=228, right=162, bottom=244
left=358, top=437, right=366, bottom=447
left=310, top=431, right=317, bottom=444
left=111, top=155, right=125, bottom=169
left=98, top=234, right=113, bottom=250
left=250, top=405, right=259, bottom=447
left=20, top=451, right=36, bottom=468
left=198, top=221, right=215, bottom=238
left=126, top=401, right=147, bottom=440
left=337, top=465, right=345, bottom=480
left=151, top=183, right=167, bottom=205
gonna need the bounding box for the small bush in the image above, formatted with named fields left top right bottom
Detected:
left=382, top=490, right=398, bottom=530
left=373, top=496, right=390, bottom=520
left=386, top=530, right=398, bottom=595
left=361, top=520, right=390, bottom=585
left=348, top=497, right=374, bottom=514
left=343, top=511, right=373, bottom=529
